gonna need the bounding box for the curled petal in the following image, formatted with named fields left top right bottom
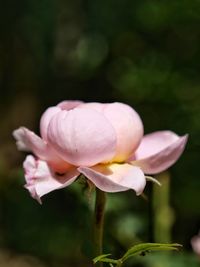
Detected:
left=78, top=163, right=146, bottom=195
left=57, top=100, right=83, bottom=110
left=23, top=155, right=79, bottom=203
left=131, top=131, right=188, bottom=174
left=13, top=127, right=71, bottom=173
left=40, top=107, right=61, bottom=140
left=13, top=127, right=47, bottom=156
left=47, top=108, right=117, bottom=166
left=13, top=127, right=32, bottom=152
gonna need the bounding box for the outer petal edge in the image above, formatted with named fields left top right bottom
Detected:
left=13, top=127, right=47, bottom=155
left=78, top=163, right=146, bottom=195
left=131, top=134, right=188, bottom=174
left=23, top=155, right=79, bottom=203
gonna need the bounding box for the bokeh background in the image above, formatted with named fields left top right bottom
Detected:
left=0, top=0, right=200, bottom=266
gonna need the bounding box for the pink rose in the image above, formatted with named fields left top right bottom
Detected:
left=13, top=101, right=188, bottom=203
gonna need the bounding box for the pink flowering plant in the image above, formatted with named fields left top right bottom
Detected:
left=13, top=100, right=188, bottom=266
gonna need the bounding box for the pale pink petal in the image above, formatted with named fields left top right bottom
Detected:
left=57, top=100, right=83, bottom=110
left=13, top=127, right=72, bottom=173
left=40, top=101, right=84, bottom=140
left=40, top=106, right=61, bottom=140
left=13, top=127, right=32, bottom=152
left=47, top=108, right=117, bottom=166
left=103, top=103, right=144, bottom=162
left=13, top=127, right=47, bottom=157
left=78, top=163, right=146, bottom=195
left=23, top=155, right=79, bottom=203
left=131, top=131, right=188, bottom=174
left=79, top=102, right=106, bottom=113
left=80, top=102, right=144, bottom=162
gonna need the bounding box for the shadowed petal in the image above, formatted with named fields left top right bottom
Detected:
left=23, top=155, right=79, bottom=203
left=13, top=127, right=47, bottom=156
left=131, top=131, right=188, bottom=174
left=47, top=108, right=117, bottom=166
left=13, top=127, right=31, bottom=152
left=78, top=163, right=146, bottom=195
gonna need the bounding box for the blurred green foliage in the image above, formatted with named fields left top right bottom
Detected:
left=0, top=0, right=200, bottom=266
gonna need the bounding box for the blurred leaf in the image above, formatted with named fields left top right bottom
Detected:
left=93, top=254, right=112, bottom=263
left=121, top=243, right=182, bottom=261
left=93, top=243, right=182, bottom=266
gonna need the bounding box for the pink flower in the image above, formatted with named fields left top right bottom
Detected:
left=13, top=101, right=188, bottom=203
left=191, top=232, right=200, bottom=258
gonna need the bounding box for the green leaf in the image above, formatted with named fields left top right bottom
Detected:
left=93, top=243, right=182, bottom=266
left=93, top=254, right=119, bottom=265
left=121, top=243, right=182, bottom=261
left=93, top=254, right=112, bottom=263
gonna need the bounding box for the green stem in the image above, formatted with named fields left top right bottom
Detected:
left=94, top=188, right=106, bottom=266
left=153, top=171, right=173, bottom=243
left=116, top=259, right=123, bottom=267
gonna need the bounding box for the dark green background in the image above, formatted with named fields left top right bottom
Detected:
left=0, top=0, right=199, bottom=266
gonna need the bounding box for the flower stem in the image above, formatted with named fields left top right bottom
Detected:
left=94, top=188, right=106, bottom=266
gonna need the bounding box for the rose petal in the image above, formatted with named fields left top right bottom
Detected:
left=79, top=102, right=106, bottom=113
left=131, top=131, right=188, bottom=174
left=47, top=108, right=117, bottom=166
left=79, top=102, right=144, bottom=162
left=13, top=127, right=47, bottom=156
left=23, top=155, right=79, bottom=203
left=57, top=100, right=83, bottom=110
left=13, top=127, right=32, bottom=152
left=40, top=100, right=83, bottom=140
left=13, top=127, right=71, bottom=173
left=78, top=163, right=146, bottom=195
left=103, top=103, right=144, bottom=162
left=40, top=107, right=61, bottom=140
